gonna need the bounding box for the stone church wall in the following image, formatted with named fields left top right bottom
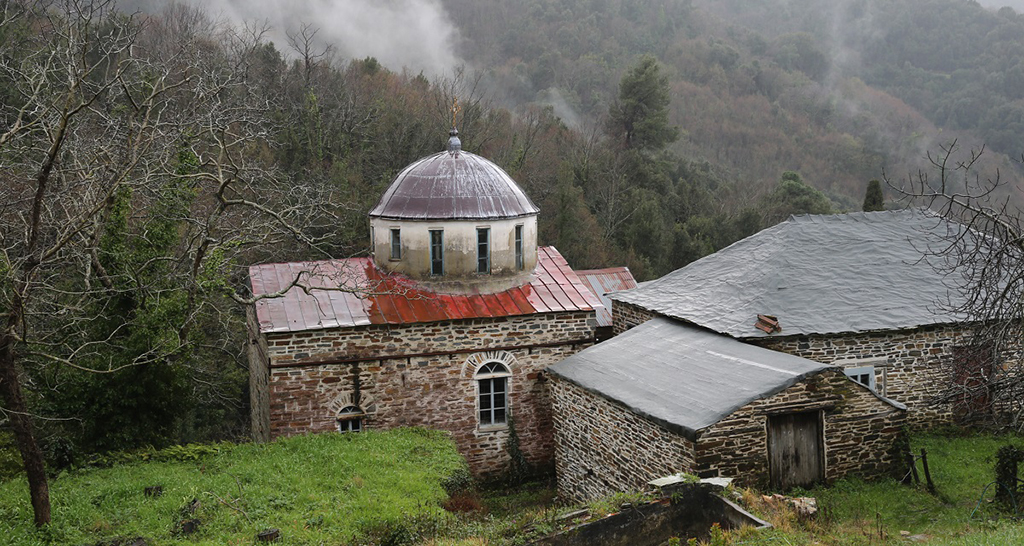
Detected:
left=551, top=369, right=906, bottom=502
left=261, top=311, right=595, bottom=477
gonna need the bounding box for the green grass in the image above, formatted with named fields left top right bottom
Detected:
left=0, top=429, right=467, bottom=545
left=731, top=432, right=1024, bottom=545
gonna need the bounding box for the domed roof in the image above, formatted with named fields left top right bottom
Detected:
left=369, top=150, right=539, bottom=220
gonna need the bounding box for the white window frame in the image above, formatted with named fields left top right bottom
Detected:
left=336, top=405, right=365, bottom=433
left=476, top=361, right=511, bottom=430
left=844, top=365, right=877, bottom=391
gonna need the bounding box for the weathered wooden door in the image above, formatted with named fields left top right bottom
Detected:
left=768, top=411, right=823, bottom=490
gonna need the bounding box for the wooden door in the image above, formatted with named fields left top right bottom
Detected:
left=768, top=411, right=824, bottom=490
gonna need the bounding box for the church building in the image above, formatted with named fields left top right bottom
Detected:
left=246, top=131, right=602, bottom=476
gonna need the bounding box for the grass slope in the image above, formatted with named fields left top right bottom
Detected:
left=732, top=432, right=1024, bottom=545
left=0, top=429, right=466, bottom=545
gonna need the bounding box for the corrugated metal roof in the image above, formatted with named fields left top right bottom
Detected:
left=610, top=209, right=969, bottom=338
left=547, top=317, right=904, bottom=440
left=368, top=151, right=539, bottom=220
left=575, top=267, right=638, bottom=327
left=249, top=247, right=603, bottom=334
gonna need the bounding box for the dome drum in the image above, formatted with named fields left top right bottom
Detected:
left=371, top=215, right=538, bottom=287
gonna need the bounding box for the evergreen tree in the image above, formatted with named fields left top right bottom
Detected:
left=863, top=179, right=885, bottom=212
left=762, top=171, right=835, bottom=225
left=607, top=55, right=679, bottom=151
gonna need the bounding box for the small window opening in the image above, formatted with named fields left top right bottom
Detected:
left=844, top=365, right=876, bottom=391
left=514, top=225, right=524, bottom=271
left=477, top=227, right=490, bottom=274
left=390, top=229, right=401, bottom=260
left=430, top=229, right=444, bottom=276
left=336, top=405, right=364, bottom=433
left=477, top=362, right=510, bottom=427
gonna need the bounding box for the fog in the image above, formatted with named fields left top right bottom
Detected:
left=126, top=0, right=463, bottom=75
left=977, top=0, right=1024, bottom=10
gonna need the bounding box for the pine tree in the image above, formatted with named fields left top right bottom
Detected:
left=863, top=179, right=885, bottom=212
left=607, top=55, right=679, bottom=151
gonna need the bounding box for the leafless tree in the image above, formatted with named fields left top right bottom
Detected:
left=0, top=0, right=351, bottom=525
left=887, top=140, right=1024, bottom=430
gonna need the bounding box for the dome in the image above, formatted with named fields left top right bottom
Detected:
left=368, top=150, right=539, bottom=221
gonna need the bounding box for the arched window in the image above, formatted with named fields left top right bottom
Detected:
left=336, top=405, right=364, bottom=433
left=476, top=362, right=511, bottom=428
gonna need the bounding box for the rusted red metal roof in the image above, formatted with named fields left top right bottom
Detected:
left=575, top=267, right=638, bottom=327
left=368, top=151, right=539, bottom=220
left=249, top=247, right=602, bottom=334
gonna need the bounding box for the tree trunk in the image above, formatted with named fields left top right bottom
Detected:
left=0, top=330, right=51, bottom=526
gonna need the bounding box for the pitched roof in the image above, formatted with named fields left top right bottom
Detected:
left=368, top=151, right=539, bottom=220
left=575, top=267, right=638, bottom=327
left=249, top=246, right=602, bottom=334
left=610, top=209, right=968, bottom=338
left=549, top=318, right=904, bottom=440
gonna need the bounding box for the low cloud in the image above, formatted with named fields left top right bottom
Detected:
left=133, top=0, right=464, bottom=74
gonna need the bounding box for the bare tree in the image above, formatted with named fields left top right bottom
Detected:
left=888, top=140, right=1024, bottom=430
left=0, top=0, right=347, bottom=525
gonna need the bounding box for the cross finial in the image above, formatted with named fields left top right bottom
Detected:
left=451, top=97, right=460, bottom=131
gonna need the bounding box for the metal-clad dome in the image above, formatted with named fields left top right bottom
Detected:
left=368, top=150, right=539, bottom=220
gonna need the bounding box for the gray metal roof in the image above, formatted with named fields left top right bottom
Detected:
left=548, top=318, right=894, bottom=440
left=368, top=150, right=539, bottom=220
left=611, top=209, right=968, bottom=338
left=575, top=267, right=638, bottom=327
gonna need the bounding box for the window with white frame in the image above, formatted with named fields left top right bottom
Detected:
left=844, top=365, right=876, bottom=391
left=336, top=405, right=364, bottom=432
left=476, top=362, right=510, bottom=427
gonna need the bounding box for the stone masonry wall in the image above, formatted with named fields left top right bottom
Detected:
left=611, top=300, right=658, bottom=335
left=696, top=369, right=906, bottom=488
left=552, top=370, right=905, bottom=501
left=755, top=326, right=967, bottom=427
left=246, top=306, right=271, bottom=443
left=263, top=311, right=595, bottom=477
left=551, top=378, right=696, bottom=502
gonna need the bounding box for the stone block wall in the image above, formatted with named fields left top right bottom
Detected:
left=551, top=370, right=906, bottom=501
left=551, top=378, right=696, bottom=502
left=755, top=326, right=967, bottom=427
left=611, top=300, right=658, bottom=335
left=246, top=306, right=271, bottom=442
left=695, top=369, right=906, bottom=487
left=259, top=311, right=595, bottom=477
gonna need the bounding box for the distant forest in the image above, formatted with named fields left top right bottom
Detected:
left=3, top=0, right=1024, bottom=464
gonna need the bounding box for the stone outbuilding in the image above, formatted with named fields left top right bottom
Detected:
left=549, top=317, right=907, bottom=501
left=610, top=209, right=1012, bottom=427
left=247, top=132, right=603, bottom=477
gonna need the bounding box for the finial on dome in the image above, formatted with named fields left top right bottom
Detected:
left=448, top=97, right=462, bottom=156
left=447, top=127, right=461, bottom=155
